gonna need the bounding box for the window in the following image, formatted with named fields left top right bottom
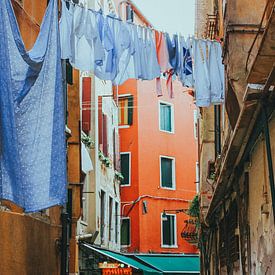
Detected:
left=98, top=97, right=108, bottom=156
left=121, top=218, right=130, bottom=246
left=159, top=102, right=174, bottom=133
left=100, top=191, right=106, bottom=243
left=118, top=95, right=133, bottom=127
left=82, top=77, right=91, bottom=134
left=162, top=214, right=177, bottom=247
left=115, top=202, right=119, bottom=243
left=193, top=109, right=198, bottom=139
left=108, top=197, right=113, bottom=242
left=120, top=153, right=131, bottom=186
left=160, top=156, right=175, bottom=189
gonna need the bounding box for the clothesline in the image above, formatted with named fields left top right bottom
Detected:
left=60, top=0, right=224, bottom=106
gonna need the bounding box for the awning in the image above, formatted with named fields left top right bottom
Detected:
left=134, top=254, right=200, bottom=274
left=81, top=244, right=162, bottom=274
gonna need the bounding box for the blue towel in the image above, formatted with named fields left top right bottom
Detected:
left=0, top=0, right=67, bottom=212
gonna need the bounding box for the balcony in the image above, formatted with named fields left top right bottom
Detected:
left=247, top=1, right=275, bottom=84
left=204, top=13, right=218, bottom=40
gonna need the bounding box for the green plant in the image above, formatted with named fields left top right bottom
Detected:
left=81, top=134, right=95, bottom=149
left=188, top=195, right=199, bottom=218
left=115, top=170, right=124, bottom=182
left=102, top=157, right=111, bottom=167
left=188, top=195, right=200, bottom=230
left=98, top=150, right=112, bottom=168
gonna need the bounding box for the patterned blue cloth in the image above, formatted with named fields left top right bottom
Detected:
left=0, top=0, right=67, bottom=212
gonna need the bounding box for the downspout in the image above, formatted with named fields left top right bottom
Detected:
left=61, top=212, right=70, bottom=275
left=262, top=107, right=275, bottom=224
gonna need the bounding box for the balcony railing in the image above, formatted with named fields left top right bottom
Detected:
left=205, top=13, right=219, bottom=40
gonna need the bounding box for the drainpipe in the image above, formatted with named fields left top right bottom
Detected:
left=61, top=212, right=70, bottom=275
left=262, top=107, right=275, bottom=224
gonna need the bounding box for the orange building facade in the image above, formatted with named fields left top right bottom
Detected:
left=118, top=77, right=198, bottom=254
left=114, top=0, right=198, bottom=255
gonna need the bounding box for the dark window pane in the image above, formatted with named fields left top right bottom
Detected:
left=160, top=103, right=172, bottom=132
left=121, top=154, right=130, bottom=185
left=162, top=215, right=175, bottom=246
left=121, top=219, right=130, bottom=246
left=161, top=158, right=173, bottom=188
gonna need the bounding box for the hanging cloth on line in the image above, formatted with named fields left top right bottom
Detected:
left=193, top=39, right=224, bottom=107
left=0, top=0, right=67, bottom=212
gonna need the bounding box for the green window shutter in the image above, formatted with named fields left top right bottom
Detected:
left=160, top=103, right=172, bottom=132
left=127, top=96, right=134, bottom=125
left=121, top=219, right=130, bottom=246
left=66, top=60, right=73, bottom=85
left=162, top=215, right=175, bottom=246
left=121, top=154, right=130, bottom=185
left=161, top=158, right=173, bottom=188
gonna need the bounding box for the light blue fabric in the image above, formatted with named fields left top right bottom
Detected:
left=178, top=36, right=193, bottom=87
left=193, top=39, right=224, bottom=107
left=193, top=39, right=211, bottom=107
left=209, top=41, right=224, bottom=104
left=0, top=0, right=67, bottom=212
left=59, top=0, right=74, bottom=59
left=145, top=29, right=161, bottom=80
left=94, top=14, right=117, bottom=80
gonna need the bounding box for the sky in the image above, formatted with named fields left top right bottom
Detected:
left=132, top=0, right=195, bottom=37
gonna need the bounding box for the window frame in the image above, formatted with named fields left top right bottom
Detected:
left=159, top=155, right=176, bottom=190
left=118, top=94, right=133, bottom=128
left=121, top=217, right=131, bottom=247
left=159, top=100, right=175, bottom=134
left=161, top=213, right=178, bottom=248
left=120, top=152, right=131, bottom=187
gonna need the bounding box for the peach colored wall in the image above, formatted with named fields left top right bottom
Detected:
left=119, top=78, right=198, bottom=254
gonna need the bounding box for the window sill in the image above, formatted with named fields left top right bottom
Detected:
left=121, top=244, right=131, bottom=248
left=121, top=184, right=131, bottom=187
left=161, top=245, right=178, bottom=248
left=160, top=186, right=176, bottom=191
left=119, top=125, right=131, bottom=129
left=159, top=129, right=175, bottom=134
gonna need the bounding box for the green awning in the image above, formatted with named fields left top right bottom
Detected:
left=134, top=254, right=200, bottom=274
left=82, top=244, right=162, bottom=274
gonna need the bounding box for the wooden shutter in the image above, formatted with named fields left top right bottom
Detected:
left=127, top=95, right=134, bottom=125
left=113, top=129, right=120, bottom=171
left=103, top=114, right=108, bottom=156
left=98, top=96, right=103, bottom=150
left=82, top=77, right=91, bottom=133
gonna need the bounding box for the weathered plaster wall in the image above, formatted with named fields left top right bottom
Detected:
left=0, top=212, right=60, bottom=275
left=249, top=115, right=275, bottom=275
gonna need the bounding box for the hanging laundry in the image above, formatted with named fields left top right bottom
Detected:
left=178, top=36, right=193, bottom=87
left=112, top=19, right=133, bottom=85
left=59, top=0, right=74, bottom=59
left=94, top=14, right=118, bottom=80
left=112, top=23, right=136, bottom=85
left=59, top=1, right=197, bottom=95
left=165, top=33, right=180, bottom=98
left=0, top=0, right=67, bottom=212
left=155, top=31, right=172, bottom=96
left=193, top=39, right=224, bottom=107
left=145, top=29, right=161, bottom=81
left=208, top=41, right=224, bottom=104
left=70, top=5, right=105, bottom=71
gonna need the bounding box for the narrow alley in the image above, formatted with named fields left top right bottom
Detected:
left=0, top=0, right=274, bottom=275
